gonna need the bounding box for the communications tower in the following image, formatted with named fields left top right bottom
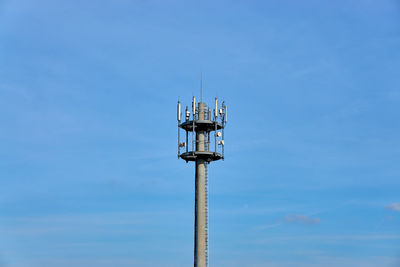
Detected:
left=177, top=96, right=227, bottom=267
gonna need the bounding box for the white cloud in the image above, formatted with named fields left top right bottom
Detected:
left=385, top=203, right=400, bottom=211
left=214, top=256, right=400, bottom=267
left=259, top=213, right=321, bottom=230
left=285, top=214, right=321, bottom=225
left=259, top=223, right=283, bottom=230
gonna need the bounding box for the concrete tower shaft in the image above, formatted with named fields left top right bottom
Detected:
left=195, top=102, right=207, bottom=267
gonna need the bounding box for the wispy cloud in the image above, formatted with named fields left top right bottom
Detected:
left=255, top=234, right=400, bottom=243
left=385, top=203, right=400, bottom=211
left=215, top=255, right=400, bottom=267
left=0, top=211, right=184, bottom=238
left=259, top=213, right=321, bottom=230
left=285, top=214, right=321, bottom=225
left=215, top=206, right=291, bottom=216
left=259, top=223, right=283, bottom=230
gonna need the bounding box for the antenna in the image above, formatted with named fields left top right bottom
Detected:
left=214, top=97, right=218, bottom=119
left=177, top=101, right=181, bottom=122
left=200, top=71, right=203, bottom=102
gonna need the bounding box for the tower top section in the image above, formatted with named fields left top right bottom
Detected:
left=177, top=97, right=227, bottom=163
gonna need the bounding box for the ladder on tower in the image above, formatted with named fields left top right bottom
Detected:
left=205, top=162, right=209, bottom=267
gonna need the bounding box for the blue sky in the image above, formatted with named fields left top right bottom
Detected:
left=1, top=0, right=400, bottom=266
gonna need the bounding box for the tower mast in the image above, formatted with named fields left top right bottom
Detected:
left=177, top=95, right=227, bottom=267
